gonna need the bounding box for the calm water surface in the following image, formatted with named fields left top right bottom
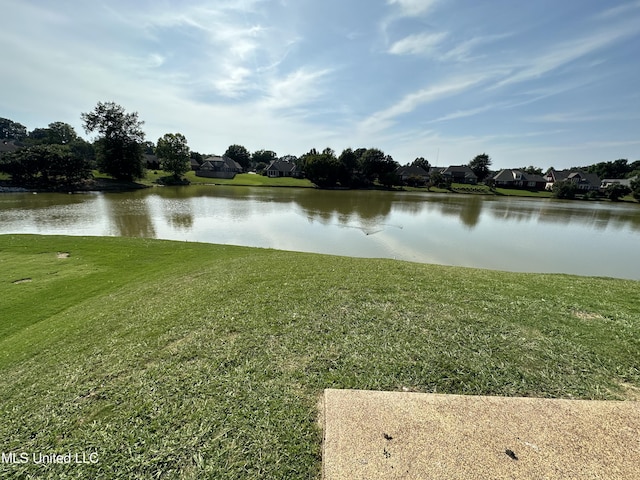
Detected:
left=1, top=186, right=639, bottom=279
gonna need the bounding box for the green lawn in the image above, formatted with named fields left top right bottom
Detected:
left=184, top=171, right=313, bottom=188
left=1, top=235, right=638, bottom=478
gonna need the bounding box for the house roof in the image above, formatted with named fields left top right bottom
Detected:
left=442, top=165, right=477, bottom=178
left=0, top=139, right=20, bottom=154
left=547, top=169, right=601, bottom=187
left=266, top=159, right=296, bottom=172
left=601, top=178, right=632, bottom=187
left=201, top=155, right=242, bottom=171
left=396, top=165, right=429, bottom=177
left=493, top=169, right=545, bottom=183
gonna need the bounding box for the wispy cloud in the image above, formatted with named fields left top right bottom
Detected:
left=388, top=32, right=447, bottom=55
left=441, top=33, right=512, bottom=62
left=260, top=68, right=333, bottom=110
left=387, top=0, right=440, bottom=16
left=360, top=76, right=489, bottom=132
left=594, top=0, right=640, bottom=19
left=493, top=24, right=638, bottom=89
left=430, top=105, right=498, bottom=123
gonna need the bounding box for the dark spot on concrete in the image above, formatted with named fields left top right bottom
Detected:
left=384, top=433, right=393, bottom=441
left=505, top=449, right=518, bottom=460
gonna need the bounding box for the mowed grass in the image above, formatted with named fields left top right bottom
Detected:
left=183, top=172, right=314, bottom=188
left=1, top=235, right=639, bottom=479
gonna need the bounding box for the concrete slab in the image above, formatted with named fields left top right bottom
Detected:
left=322, top=389, right=640, bottom=479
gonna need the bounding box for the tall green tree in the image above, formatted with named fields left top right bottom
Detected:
left=0, top=144, right=91, bottom=186
left=302, top=148, right=341, bottom=188
left=156, top=133, right=191, bottom=179
left=552, top=180, right=578, bottom=199
left=27, top=122, right=79, bottom=146
left=81, top=101, right=146, bottom=181
left=630, top=176, right=640, bottom=201
left=469, top=153, right=492, bottom=182
left=588, top=159, right=629, bottom=179
left=224, top=144, right=251, bottom=170
left=0, top=117, right=27, bottom=140
left=359, top=148, right=398, bottom=184
left=604, top=183, right=631, bottom=202
left=252, top=149, right=277, bottom=166
left=411, top=157, right=430, bottom=171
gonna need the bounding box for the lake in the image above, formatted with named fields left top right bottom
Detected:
left=1, top=185, right=639, bottom=279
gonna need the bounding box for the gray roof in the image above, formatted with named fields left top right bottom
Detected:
left=493, top=169, right=546, bottom=183
left=547, top=169, right=601, bottom=187
left=442, top=165, right=477, bottom=179
left=396, top=165, right=428, bottom=176
left=0, top=139, right=20, bottom=154
left=267, top=160, right=296, bottom=172
left=201, top=155, right=242, bottom=172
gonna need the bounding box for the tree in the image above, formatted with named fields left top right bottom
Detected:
left=302, top=148, right=341, bottom=188
left=411, top=157, right=430, bottom=171
left=0, top=144, right=91, bottom=187
left=224, top=144, right=251, bottom=170
left=252, top=149, right=277, bottom=166
left=156, top=133, right=191, bottom=179
left=428, top=170, right=450, bottom=189
left=552, top=180, right=578, bottom=199
left=81, top=101, right=146, bottom=181
left=521, top=165, right=543, bottom=175
left=27, top=122, right=78, bottom=146
left=359, top=148, right=398, bottom=184
left=469, top=153, right=492, bottom=182
left=588, top=159, right=630, bottom=179
left=630, top=176, right=640, bottom=201
left=604, top=183, right=631, bottom=202
left=0, top=117, right=27, bottom=141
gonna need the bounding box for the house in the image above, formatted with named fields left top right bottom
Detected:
left=395, top=165, right=429, bottom=184
left=144, top=154, right=161, bottom=170
left=196, top=155, right=242, bottom=179
left=600, top=177, right=634, bottom=189
left=0, top=139, right=20, bottom=156
left=266, top=160, right=297, bottom=178
left=189, top=158, right=201, bottom=171
left=441, top=165, right=478, bottom=184
left=544, top=169, right=601, bottom=191
left=492, top=169, right=547, bottom=190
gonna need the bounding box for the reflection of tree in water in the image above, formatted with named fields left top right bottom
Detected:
left=296, top=190, right=397, bottom=228
left=437, top=195, right=483, bottom=228
left=104, top=193, right=156, bottom=238
left=494, top=200, right=640, bottom=232
left=168, top=213, right=193, bottom=230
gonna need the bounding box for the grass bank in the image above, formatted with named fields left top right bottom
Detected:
left=1, top=235, right=638, bottom=478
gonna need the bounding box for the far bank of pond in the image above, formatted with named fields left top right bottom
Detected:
left=1, top=185, right=639, bottom=279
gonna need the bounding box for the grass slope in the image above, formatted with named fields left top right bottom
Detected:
left=1, top=235, right=639, bottom=478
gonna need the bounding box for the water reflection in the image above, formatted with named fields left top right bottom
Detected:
left=1, top=187, right=639, bottom=279
left=102, top=193, right=156, bottom=238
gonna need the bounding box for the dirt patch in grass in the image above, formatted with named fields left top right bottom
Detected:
left=619, top=382, right=640, bottom=401
left=572, top=310, right=605, bottom=320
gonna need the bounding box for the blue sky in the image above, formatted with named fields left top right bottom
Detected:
left=2, top=0, right=640, bottom=170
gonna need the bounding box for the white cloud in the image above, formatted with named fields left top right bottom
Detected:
left=360, top=76, right=490, bottom=133
left=493, top=24, right=638, bottom=89
left=260, top=68, right=333, bottom=110
left=388, top=32, right=448, bottom=55
left=595, top=0, right=640, bottom=19
left=387, top=0, right=439, bottom=16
